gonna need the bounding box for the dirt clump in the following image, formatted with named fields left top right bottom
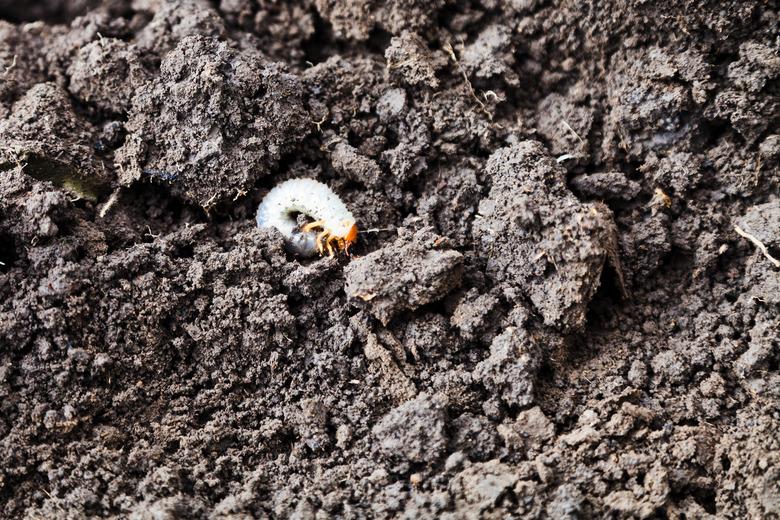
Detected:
left=0, top=83, right=111, bottom=199
left=345, top=228, right=464, bottom=325
left=473, top=141, right=619, bottom=331
left=67, top=38, right=150, bottom=114
left=116, top=35, right=308, bottom=206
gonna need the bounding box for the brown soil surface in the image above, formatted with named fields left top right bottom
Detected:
left=1, top=0, right=778, bottom=518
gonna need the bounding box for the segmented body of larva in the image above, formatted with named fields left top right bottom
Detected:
left=256, top=178, right=358, bottom=257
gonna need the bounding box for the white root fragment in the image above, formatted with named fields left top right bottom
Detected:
left=3, top=54, right=16, bottom=75
left=560, top=118, right=585, bottom=145
left=98, top=188, right=121, bottom=219
left=556, top=153, right=577, bottom=164
left=360, top=227, right=394, bottom=234
left=734, top=224, right=780, bottom=268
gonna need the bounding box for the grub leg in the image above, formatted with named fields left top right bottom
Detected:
left=303, top=220, right=326, bottom=233
left=316, top=231, right=328, bottom=255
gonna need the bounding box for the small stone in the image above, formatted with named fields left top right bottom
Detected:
left=450, top=460, right=519, bottom=512
left=445, top=451, right=467, bottom=472
left=627, top=360, right=648, bottom=387
left=376, top=88, right=407, bottom=122
left=335, top=424, right=352, bottom=449
left=560, top=426, right=601, bottom=446
left=570, top=172, right=641, bottom=201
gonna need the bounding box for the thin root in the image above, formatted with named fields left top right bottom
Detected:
left=98, top=187, right=121, bottom=219
left=3, top=54, right=17, bottom=75
left=312, top=114, right=327, bottom=132
left=649, top=188, right=672, bottom=215
left=556, top=153, right=578, bottom=164
left=359, top=227, right=394, bottom=234
left=387, top=58, right=416, bottom=70
left=560, top=117, right=585, bottom=145
left=443, top=41, right=492, bottom=120
left=202, top=193, right=218, bottom=214
left=734, top=224, right=780, bottom=268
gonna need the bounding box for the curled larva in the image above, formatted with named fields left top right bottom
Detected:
left=256, top=178, right=358, bottom=257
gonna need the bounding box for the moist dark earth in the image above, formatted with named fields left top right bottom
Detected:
left=0, top=0, right=778, bottom=518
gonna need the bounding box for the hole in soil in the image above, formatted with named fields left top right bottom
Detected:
left=584, top=260, right=625, bottom=326
left=600, top=261, right=625, bottom=301
left=499, top=488, right=519, bottom=508
left=0, top=232, right=17, bottom=271
left=301, top=9, right=333, bottom=66
left=113, top=182, right=206, bottom=247
left=536, top=359, right=555, bottom=381
left=671, top=485, right=717, bottom=515
left=693, top=118, right=733, bottom=148
left=367, top=26, right=392, bottom=54
left=768, top=244, right=780, bottom=261
left=175, top=243, right=194, bottom=259
left=12, top=153, right=107, bottom=203
left=347, top=129, right=363, bottom=148
left=253, top=83, right=267, bottom=99
left=165, top=438, right=180, bottom=454
left=180, top=472, right=196, bottom=494
left=695, top=488, right=717, bottom=514
left=384, top=126, right=400, bottom=150
left=720, top=454, right=731, bottom=471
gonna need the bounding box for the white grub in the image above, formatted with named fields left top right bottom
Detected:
left=256, top=178, right=358, bottom=257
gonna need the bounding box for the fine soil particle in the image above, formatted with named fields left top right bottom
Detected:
left=1, top=0, right=779, bottom=518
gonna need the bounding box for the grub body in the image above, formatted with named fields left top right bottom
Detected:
left=256, top=178, right=357, bottom=256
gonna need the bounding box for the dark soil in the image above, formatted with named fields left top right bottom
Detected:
left=1, top=0, right=778, bottom=518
